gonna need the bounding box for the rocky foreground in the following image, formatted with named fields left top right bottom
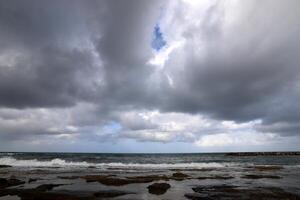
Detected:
left=0, top=165, right=299, bottom=200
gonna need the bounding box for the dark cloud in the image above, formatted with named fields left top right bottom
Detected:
left=0, top=0, right=300, bottom=150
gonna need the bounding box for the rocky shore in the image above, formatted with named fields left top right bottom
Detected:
left=0, top=163, right=300, bottom=200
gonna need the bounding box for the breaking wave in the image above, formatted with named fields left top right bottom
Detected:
left=0, top=156, right=235, bottom=169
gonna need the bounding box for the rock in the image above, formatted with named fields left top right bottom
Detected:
left=0, top=178, right=25, bottom=188
left=241, top=174, right=281, bottom=179
left=253, top=165, right=283, bottom=171
left=58, top=176, right=80, bottom=180
left=127, top=175, right=169, bottom=181
left=82, top=175, right=168, bottom=186
left=94, top=190, right=133, bottom=198
left=186, top=185, right=300, bottom=200
left=147, top=183, right=171, bottom=195
left=185, top=193, right=213, bottom=200
left=192, top=185, right=238, bottom=193
left=28, top=178, right=38, bottom=183
left=9, top=189, right=94, bottom=200
left=35, top=184, right=65, bottom=191
left=170, top=168, right=214, bottom=172
left=0, top=188, right=97, bottom=200
left=197, top=175, right=234, bottom=180
left=0, top=165, right=12, bottom=168
left=172, top=172, right=189, bottom=178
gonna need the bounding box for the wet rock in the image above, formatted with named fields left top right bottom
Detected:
left=172, top=172, right=189, bottom=178
left=58, top=176, right=80, bottom=180
left=127, top=175, right=170, bottom=181
left=35, top=184, right=65, bottom=191
left=192, top=185, right=239, bottom=193
left=10, top=190, right=94, bottom=200
left=94, top=190, right=133, bottom=198
left=28, top=178, right=38, bottom=183
left=185, top=185, right=300, bottom=200
left=197, top=175, right=234, bottom=180
left=83, top=175, right=170, bottom=186
left=170, top=168, right=214, bottom=172
left=0, top=165, right=12, bottom=168
left=147, top=183, right=170, bottom=195
left=82, top=175, right=150, bottom=186
left=185, top=193, right=213, bottom=200
left=253, top=165, right=284, bottom=171
left=0, top=188, right=98, bottom=200
left=241, top=174, right=281, bottom=179
left=0, top=178, right=25, bottom=188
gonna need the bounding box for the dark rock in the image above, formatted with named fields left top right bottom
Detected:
left=127, top=175, right=170, bottom=181
left=28, top=178, right=38, bottom=183
left=0, top=188, right=97, bottom=200
left=94, top=190, right=133, bottom=198
left=186, top=185, right=300, bottom=200
left=192, top=185, right=239, bottom=193
left=0, top=178, right=25, bottom=188
left=82, top=175, right=168, bottom=186
left=58, top=176, right=80, bottom=180
left=172, top=172, right=189, bottom=178
left=0, top=165, right=12, bottom=168
left=11, top=190, right=95, bottom=200
left=241, top=174, right=281, bottom=179
left=185, top=193, right=213, bottom=200
left=253, top=165, right=283, bottom=171
left=197, top=175, right=234, bottom=180
left=147, top=183, right=171, bottom=195
left=35, top=184, right=65, bottom=191
left=170, top=168, right=214, bottom=172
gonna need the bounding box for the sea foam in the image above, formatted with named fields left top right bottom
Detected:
left=0, top=156, right=234, bottom=169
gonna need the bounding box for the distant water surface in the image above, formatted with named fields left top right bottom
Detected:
left=0, top=152, right=300, bottom=169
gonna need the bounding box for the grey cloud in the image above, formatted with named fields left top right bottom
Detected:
left=0, top=0, right=300, bottom=148
left=156, top=0, right=300, bottom=136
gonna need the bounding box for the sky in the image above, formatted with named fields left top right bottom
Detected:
left=0, top=0, right=300, bottom=153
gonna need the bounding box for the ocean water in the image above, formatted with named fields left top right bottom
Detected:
left=1, top=152, right=300, bottom=169
left=1, top=152, right=300, bottom=199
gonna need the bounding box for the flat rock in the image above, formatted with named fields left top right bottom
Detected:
left=94, top=190, right=133, bottom=198
left=253, top=165, right=283, bottom=171
left=172, top=172, right=189, bottom=178
left=83, top=175, right=169, bottom=186
left=241, top=174, right=281, bottom=179
left=147, top=183, right=171, bottom=195
left=186, top=185, right=300, bottom=200
left=0, top=178, right=25, bottom=188
left=35, top=184, right=65, bottom=191
left=0, top=165, right=12, bottom=168
left=57, top=176, right=80, bottom=180
left=197, top=175, right=234, bottom=180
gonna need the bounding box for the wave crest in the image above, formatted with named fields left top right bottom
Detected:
left=0, top=156, right=233, bottom=169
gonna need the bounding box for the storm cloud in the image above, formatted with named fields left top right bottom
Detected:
left=0, top=0, right=299, bottom=152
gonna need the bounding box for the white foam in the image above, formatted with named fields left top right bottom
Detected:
left=0, top=156, right=235, bottom=169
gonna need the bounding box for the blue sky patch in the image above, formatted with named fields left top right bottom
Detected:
left=102, top=121, right=122, bottom=134
left=151, top=24, right=166, bottom=51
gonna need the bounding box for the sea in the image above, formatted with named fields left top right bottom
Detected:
left=1, top=152, right=300, bottom=199
left=1, top=152, right=300, bottom=169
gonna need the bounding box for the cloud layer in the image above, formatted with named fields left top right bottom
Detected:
left=0, top=0, right=300, bottom=152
